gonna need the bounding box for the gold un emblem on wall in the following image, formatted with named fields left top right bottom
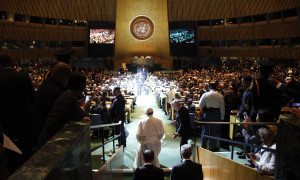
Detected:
left=130, top=16, right=154, bottom=40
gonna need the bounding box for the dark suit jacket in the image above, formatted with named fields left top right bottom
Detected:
left=35, top=78, right=65, bottom=141
left=0, top=68, right=34, bottom=154
left=37, top=90, right=85, bottom=147
left=279, top=83, right=300, bottom=99
left=133, top=164, right=164, bottom=180
left=109, top=94, right=126, bottom=123
left=170, top=160, right=203, bottom=180
left=176, top=106, right=192, bottom=137
left=238, top=90, right=258, bottom=121
left=254, top=78, right=282, bottom=120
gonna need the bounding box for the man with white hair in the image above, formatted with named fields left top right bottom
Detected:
left=134, top=108, right=165, bottom=168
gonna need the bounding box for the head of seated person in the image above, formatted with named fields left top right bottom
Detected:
left=256, top=109, right=274, bottom=122
left=258, top=127, right=276, bottom=150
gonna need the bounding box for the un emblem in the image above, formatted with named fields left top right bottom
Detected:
left=130, top=16, right=154, bottom=40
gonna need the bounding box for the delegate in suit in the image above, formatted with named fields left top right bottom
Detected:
left=109, top=87, right=127, bottom=147
left=133, top=150, right=164, bottom=180
left=171, top=100, right=193, bottom=148
left=170, top=144, right=203, bottom=180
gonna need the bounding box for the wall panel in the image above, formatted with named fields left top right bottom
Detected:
left=198, top=21, right=300, bottom=41
left=0, top=0, right=116, bottom=21
left=114, top=0, right=171, bottom=67
left=1, top=0, right=299, bottom=21
left=198, top=147, right=274, bottom=180
left=198, top=47, right=300, bottom=59
left=168, top=0, right=300, bottom=21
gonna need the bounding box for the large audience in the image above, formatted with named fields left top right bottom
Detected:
left=1, top=54, right=299, bottom=178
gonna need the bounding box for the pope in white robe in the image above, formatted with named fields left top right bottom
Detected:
left=134, top=108, right=165, bottom=168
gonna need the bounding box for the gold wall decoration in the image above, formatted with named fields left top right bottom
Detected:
left=130, top=16, right=154, bottom=40
left=114, top=0, right=171, bottom=68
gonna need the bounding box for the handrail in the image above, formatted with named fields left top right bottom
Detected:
left=194, top=120, right=278, bottom=125
left=90, top=121, right=122, bottom=129
left=202, top=134, right=276, bottom=153
left=90, top=135, right=121, bottom=152
left=193, top=119, right=278, bottom=160
left=89, top=121, right=122, bottom=163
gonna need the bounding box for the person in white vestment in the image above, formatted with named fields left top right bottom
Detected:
left=134, top=108, right=165, bottom=168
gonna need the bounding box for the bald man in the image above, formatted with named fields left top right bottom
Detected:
left=35, top=62, right=70, bottom=145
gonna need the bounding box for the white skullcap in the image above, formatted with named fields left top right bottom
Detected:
left=146, top=108, right=154, bottom=114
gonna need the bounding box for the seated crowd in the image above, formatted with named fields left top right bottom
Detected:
left=147, top=60, right=299, bottom=175
left=1, top=54, right=299, bottom=178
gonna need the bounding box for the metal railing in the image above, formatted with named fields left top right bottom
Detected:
left=194, top=120, right=278, bottom=160
left=90, top=121, right=122, bottom=163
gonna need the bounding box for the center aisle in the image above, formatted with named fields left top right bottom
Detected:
left=123, top=93, right=182, bottom=168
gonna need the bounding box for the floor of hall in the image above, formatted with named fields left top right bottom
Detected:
left=122, top=93, right=195, bottom=169
left=91, top=92, right=200, bottom=170
left=91, top=92, right=247, bottom=171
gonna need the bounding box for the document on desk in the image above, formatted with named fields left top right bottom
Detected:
left=3, top=133, right=22, bottom=154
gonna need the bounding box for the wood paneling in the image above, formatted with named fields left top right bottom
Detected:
left=168, top=0, right=300, bottom=21
left=0, top=0, right=116, bottom=21
left=197, top=21, right=300, bottom=41
left=1, top=0, right=299, bottom=21
left=198, top=47, right=300, bottom=59
left=0, top=48, right=85, bottom=60
left=0, top=21, right=87, bottom=60
left=198, top=147, right=274, bottom=180
left=1, top=0, right=299, bottom=61
left=0, top=22, right=86, bottom=41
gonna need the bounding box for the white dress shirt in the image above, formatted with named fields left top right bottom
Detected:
left=255, top=143, right=276, bottom=175
left=199, top=89, right=225, bottom=120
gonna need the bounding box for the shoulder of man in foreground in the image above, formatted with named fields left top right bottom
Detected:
left=134, top=165, right=163, bottom=173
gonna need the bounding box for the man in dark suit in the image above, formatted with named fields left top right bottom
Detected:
left=170, top=144, right=203, bottom=180
left=109, top=87, right=126, bottom=147
left=172, top=100, right=193, bottom=148
left=0, top=55, right=35, bottom=174
left=252, top=63, right=282, bottom=121
left=133, top=150, right=164, bottom=180
left=35, top=62, right=70, bottom=145
left=37, top=72, right=90, bottom=147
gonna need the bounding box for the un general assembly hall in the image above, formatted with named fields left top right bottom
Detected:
left=0, top=0, right=300, bottom=180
